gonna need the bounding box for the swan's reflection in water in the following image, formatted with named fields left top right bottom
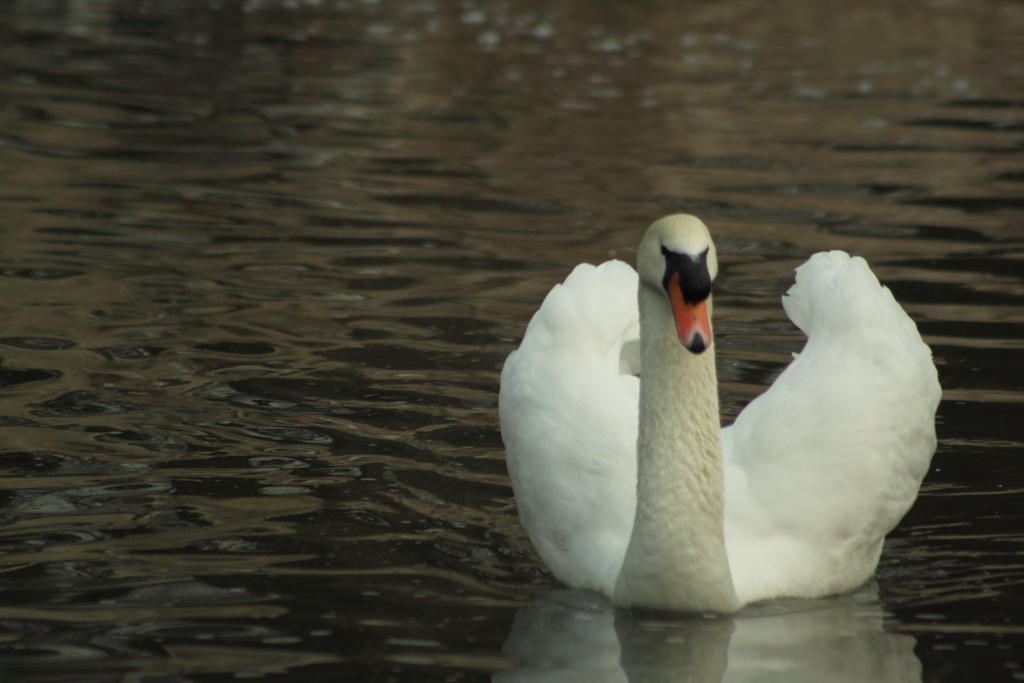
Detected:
left=496, top=586, right=921, bottom=683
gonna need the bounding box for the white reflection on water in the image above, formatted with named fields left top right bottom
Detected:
left=497, top=587, right=920, bottom=683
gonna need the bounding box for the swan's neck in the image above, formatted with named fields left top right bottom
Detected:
left=613, top=286, right=740, bottom=613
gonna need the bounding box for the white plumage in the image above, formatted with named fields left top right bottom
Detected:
left=499, top=215, right=940, bottom=612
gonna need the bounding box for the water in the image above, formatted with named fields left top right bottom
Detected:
left=0, top=0, right=1021, bottom=680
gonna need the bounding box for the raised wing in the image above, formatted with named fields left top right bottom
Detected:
left=722, top=251, right=941, bottom=603
left=500, top=261, right=641, bottom=595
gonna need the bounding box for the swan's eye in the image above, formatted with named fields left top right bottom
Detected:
left=660, top=245, right=712, bottom=304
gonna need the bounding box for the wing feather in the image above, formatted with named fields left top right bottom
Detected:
left=723, top=252, right=941, bottom=603
left=500, top=261, right=641, bottom=595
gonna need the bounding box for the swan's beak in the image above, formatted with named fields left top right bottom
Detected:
left=667, top=272, right=712, bottom=353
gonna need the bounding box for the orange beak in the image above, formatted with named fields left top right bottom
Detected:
left=667, top=272, right=712, bottom=353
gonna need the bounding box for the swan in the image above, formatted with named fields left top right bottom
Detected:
left=499, top=214, right=941, bottom=613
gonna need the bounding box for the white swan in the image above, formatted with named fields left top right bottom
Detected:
left=499, top=214, right=941, bottom=613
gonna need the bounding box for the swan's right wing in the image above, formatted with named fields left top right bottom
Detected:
left=500, top=261, right=641, bottom=596
left=722, top=251, right=941, bottom=603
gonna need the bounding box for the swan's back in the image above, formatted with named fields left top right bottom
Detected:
left=723, top=251, right=941, bottom=604
left=500, top=261, right=640, bottom=595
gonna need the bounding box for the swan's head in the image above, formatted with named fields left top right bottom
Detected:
left=637, top=214, right=718, bottom=354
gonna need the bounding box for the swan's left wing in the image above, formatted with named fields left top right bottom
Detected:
left=722, top=251, right=941, bottom=603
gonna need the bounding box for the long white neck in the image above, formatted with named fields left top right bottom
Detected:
left=613, top=284, right=740, bottom=613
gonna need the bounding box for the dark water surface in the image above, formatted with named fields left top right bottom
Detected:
left=0, top=0, right=1022, bottom=681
